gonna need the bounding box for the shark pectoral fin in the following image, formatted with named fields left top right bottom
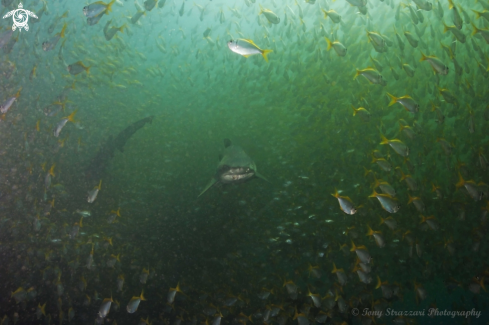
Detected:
left=198, top=178, right=217, bottom=197
left=255, top=172, right=271, bottom=183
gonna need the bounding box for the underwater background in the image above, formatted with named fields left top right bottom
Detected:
left=0, top=0, right=488, bottom=323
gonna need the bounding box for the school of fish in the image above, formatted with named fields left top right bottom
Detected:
left=0, top=0, right=488, bottom=324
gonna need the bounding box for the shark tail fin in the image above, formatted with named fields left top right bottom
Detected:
left=223, top=138, right=232, bottom=148
left=198, top=178, right=217, bottom=197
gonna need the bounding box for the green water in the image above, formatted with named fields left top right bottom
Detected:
left=0, top=0, right=488, bottom=323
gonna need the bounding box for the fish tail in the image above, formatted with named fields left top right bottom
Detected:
left=67, top=109, right=78, bottom=122
left=399, top=123, right=405, bottom=133
left=331, top=188, right=340, bottom=198
left=106, top=0, right=116, bottom=13
left=350, top=240, right=357, bottom=252
left=366, top=225, right=374, bottom=236
left=407, top=194, right=414, bottom=204
left=49, top=164, right=56, bottom=177
left=371, top=178, right=381, bottom=190
left=351, top=105, right=357, bottom=116
left=324, top=37, right=333, bottom=51
left=331, top=263, right=339, bottom=274
left=353, top=69, right=360, bottom=80
left=471, top=23, right=480, bottom=36
left=387, top=93, right=397, bottom=106
left=261, top=49, right=273, bottom=62
left=448, top=0, right=454, bottom=9
left=380, top=134, right=389, bottom=145
left=14, top=87, right=22, bottom=98
left=321, top=8, right=328, bottom=19
left=119, top=24, right=128, bottom=32
left=140, top=291, right=146, bottom=301
left=375, top=276, right=383, bottom=289
left=472, top=10, right=481, bottom=19
left=442, top=22, right=449, bottom=33
left=399, top=170, right=407, bottom=181
left=85, top=65, right=91, bottom=75
left=419, top=51, right=427, bottom=61
left=60, top=22, right=68, bottom=38
left=455, top=172, right=465, bottom=188
left=368, top=190, right=378, bottom=198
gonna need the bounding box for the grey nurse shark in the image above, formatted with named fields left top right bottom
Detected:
left=198, top=139, right=269, bottom=197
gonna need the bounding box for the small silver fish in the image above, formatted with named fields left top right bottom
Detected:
left=83, top=0, right=115, bottom=18
left=227, top=39, right=273, bottom=62
left=75, top=210, right=91, bottom=217
left=126, top=292, right=145, bottom=313
left=0, top=96, right=17, bottom=114
left=87, top=180, right=102, bottom=203
left=98, top=298, right=113, bottom=318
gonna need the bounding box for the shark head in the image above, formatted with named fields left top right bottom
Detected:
left=198, top=139, right=269, bottom=197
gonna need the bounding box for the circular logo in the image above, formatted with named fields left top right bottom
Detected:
left=2, top=3, right=38, bottom=32
left=13, top=9, right=28, bottom=28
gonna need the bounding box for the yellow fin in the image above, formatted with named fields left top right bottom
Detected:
left=261, top=49, right=272, bottom=62
left=244, top=39, right=260, bottom=49
left=387, top=93, right=397, bottom=106
left=324, top=37, right=333, bottom=51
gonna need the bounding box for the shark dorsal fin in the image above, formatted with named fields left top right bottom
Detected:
left=223, top=138, right=232, bottom=148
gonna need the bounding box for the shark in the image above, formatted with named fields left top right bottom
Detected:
left=85, top=116, right=154, bottom=182
left=198, top=139, right=269, bottom=197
